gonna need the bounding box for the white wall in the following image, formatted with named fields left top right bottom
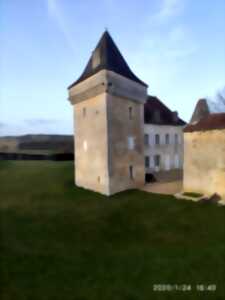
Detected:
left=144, top=124, right=184, bottom=172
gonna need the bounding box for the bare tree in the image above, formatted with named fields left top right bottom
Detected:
left=217, top=87, right=225, bottom=105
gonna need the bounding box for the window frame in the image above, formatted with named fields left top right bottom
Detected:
left=129, top=165, right=134, bottom=180
left=145, top=156, right=150, bottom=168
left=165, top=133, right=170, bottom=145
left=155, top=134, right=160, bottom=145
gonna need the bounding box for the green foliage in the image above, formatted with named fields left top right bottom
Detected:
left=0, top=161, right=225, bottom=300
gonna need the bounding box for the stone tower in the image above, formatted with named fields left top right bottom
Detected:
left=68, top=31, right=148, bottom=195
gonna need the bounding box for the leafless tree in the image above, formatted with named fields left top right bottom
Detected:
left=217, top=87, right=225, bottom=105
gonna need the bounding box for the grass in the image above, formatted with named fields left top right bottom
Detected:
left=0, top=161, right=225, bottom=300
left=183, top=192, right=203, bottom=198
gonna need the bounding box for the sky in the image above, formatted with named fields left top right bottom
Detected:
left=0, top=0, right=225, bottom=136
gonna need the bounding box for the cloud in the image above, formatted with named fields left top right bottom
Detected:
left=0, top=122, right=6, bottom=128
left=47, top=0, right=76, bottom=53
left=153, top=0, right=185, bottom=24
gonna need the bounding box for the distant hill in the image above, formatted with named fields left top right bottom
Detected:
left=0, top=134, right=74, bottom=155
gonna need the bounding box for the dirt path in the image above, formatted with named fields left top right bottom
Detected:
left=140, top=180, right=183, bottom=195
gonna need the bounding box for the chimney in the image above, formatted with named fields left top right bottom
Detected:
left=172, top=111, right=178, bottom=122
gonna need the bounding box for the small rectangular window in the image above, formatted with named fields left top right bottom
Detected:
left=155, top=134, right=160, bottom=145
left=154, top=155, right=160, bottom=167
left=83, top=107, right=86, bottom=117
left=128, top=136, right=135, bottom=150
left=144, top=134, right=149, bottom=146
left=83, top=140, right=87, bottom=152
left=129, top=107, right=133, bottom=120
left=165, top=134, right=170, bottom=145
left=129, top=165, right=134, bottom=180
left=145, top=156, right=150, bottom=168
left=174, top=134, right=178, bottom=145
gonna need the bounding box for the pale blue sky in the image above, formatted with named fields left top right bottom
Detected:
left=1, top=0, right=225, bottom=136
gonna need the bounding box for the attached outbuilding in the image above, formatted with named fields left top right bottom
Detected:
left=183, top=113, right=225, bottom=199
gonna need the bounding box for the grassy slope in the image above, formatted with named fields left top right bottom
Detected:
left=0, top=161, right=224, bottom=300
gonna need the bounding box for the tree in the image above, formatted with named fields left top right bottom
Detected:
left=217, top=87, right=225, bottom=106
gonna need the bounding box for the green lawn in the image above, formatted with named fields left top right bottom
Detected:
left=0, top=161, right=225, bottom=300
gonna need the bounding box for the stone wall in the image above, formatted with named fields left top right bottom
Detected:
left=74, top=93, right=110, bottom=195
left=69, top=70, right=147, bottom=196
left=107, top=94, right=145, bottom=194
left=183, top=129, right=225, bottom=198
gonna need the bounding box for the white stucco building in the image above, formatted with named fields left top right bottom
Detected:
left=143, top=96, right=186, bottom=180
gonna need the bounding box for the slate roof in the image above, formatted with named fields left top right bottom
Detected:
left=184, top=113, right=225, bottom=132
left=190, top=98, right=210, bottom=124
left=144, top=96, right=186, bottom=126
left=68, top=31, right=148, bottom=89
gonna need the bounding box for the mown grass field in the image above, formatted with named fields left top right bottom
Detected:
left=0, top=161, right=225, bottom=300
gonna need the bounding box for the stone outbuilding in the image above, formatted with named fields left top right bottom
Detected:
left=183, top=112, right=225, bottom=199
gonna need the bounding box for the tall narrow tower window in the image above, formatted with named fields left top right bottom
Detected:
left=129, top=165, right=134, bottom=180
left=83, top=107, right=86, bottom=117
left=128, top=136, right=135, bottom=150
left=83, top=140, right=88, bottom=152
left=129, top=107, right=133, bottom=120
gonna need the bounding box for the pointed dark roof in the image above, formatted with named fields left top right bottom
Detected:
left=190, top=98, right=210, bottom=124
left=68, top=31, right=148, bottom=89
left=144, top=96, right=186, bottom=126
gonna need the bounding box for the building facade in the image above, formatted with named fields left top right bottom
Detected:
left=183, top=113, right=225, bottom=199
left=68, top=31, right=148, bottom=195
left=144, top=96, right=186, bottom=176
left=67, top=31, right=186, bottom=195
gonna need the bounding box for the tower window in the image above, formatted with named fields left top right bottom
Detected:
left=129, top=165, right=134, bottom=180
left=144, top=134, right=149, bottom=146
left=145, top=156, right=150, bottom=168
left=155, top=134, right=160, bottom=145
left=128, top=136, right=135, bottom=150
left=129, top=107, right=133, bottom=120
left=83, top=140, right=88, bottom=152
left=174, top=134, right=178, bottom=145
left=83, top=107, right=86, bottom=117
left=92, top=49, right=100, bottom=69
left=165, top=134, right=170, bottom=145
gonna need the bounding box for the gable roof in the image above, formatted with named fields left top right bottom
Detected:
left=68, top=31, right=148, bottom=89
left=144, top=96, right=186, bottom=126
left=184, top=113, right=225, bottom=132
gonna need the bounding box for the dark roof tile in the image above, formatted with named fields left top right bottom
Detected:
left=184, top=113, right=225, bottom=132
left=144, top=96, right=186, bottom=126
left=68, top=31, right=147, bottom=89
